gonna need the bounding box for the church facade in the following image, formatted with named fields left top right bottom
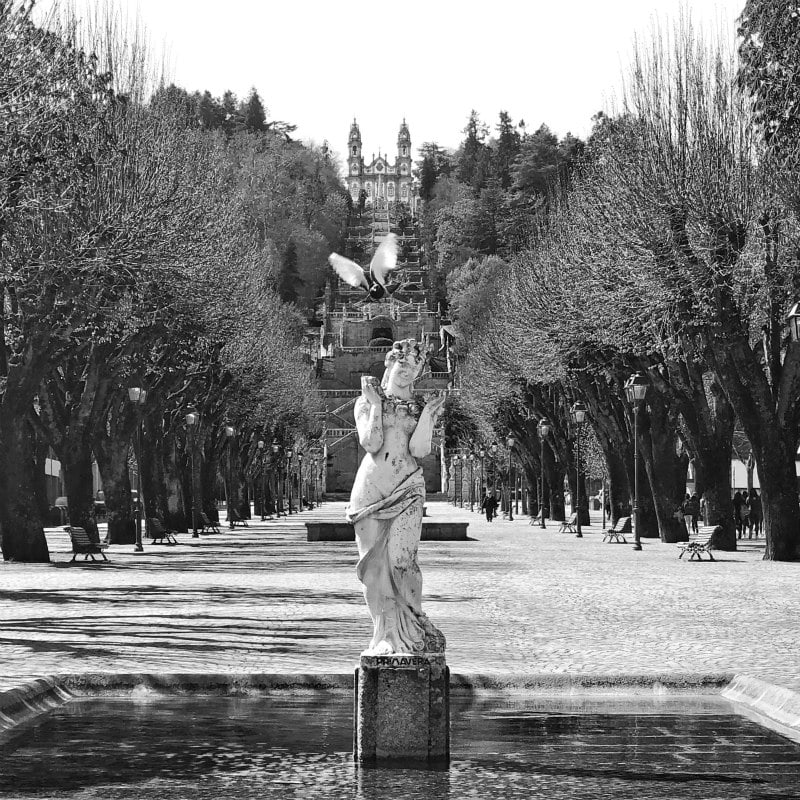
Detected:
left=345, top=119, right=419, bottom=211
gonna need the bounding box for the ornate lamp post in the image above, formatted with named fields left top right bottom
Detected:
left=297, top=451, right=304, bottom=511
left=224, top=425, right=236, bottom=528
left=258, top=440, right=267, bottom=520
left=468, top=452, right=475, bottom=511
left=286, top=447, right=294, bottom=514
left=505, top=435, right=515, bottom=521
left=271, top=439, right=283, bottom=516
left=312, top=458, right=319, bottom=507
left=128, top=388, right=147, bottom=552
left=185, top=409, right=199, bottom=537
left=479, top=446, right=486, bottom=504
left=624, top=372, right=648, bottom=551
left=490, top=442, right=498, bottom=492
left=570, top=402, right=587, bottom=537
left=537, top=419, right=550, bottom=528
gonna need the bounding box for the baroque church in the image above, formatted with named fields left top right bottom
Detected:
left=345, top=119, right=420, bottom=211
left=312, top=119, right=449, bottom=496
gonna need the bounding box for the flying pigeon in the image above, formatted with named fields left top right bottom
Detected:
left=328, top=233, right=399, bottom=300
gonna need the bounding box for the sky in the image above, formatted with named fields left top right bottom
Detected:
left=36, top=0, right=746, bottom=165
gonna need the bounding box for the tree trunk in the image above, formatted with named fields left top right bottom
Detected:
left=606, top=449, right=632, bottom=524
left=547, top=461, right=566, bottom=521
left=61, top=438, right=99, bottom=539
left=638, top=397, right=688, bottom=542
left=755, top=444, right=800, bottom=561
left=0, top=415, right=50, bottom=562
left=699, top=448, right=737, bottom=551
left=32, top=433, right=51, bottom=521
left=162, top=431, right=188, bottom=532
left=95, top=434, right=135, bottom=545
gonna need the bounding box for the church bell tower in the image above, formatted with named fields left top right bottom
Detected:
left=348, top=119, right=362, bottom=178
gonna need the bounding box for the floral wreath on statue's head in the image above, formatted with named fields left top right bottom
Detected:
left=375, top=339, right=430, bottom=415
left=381, top=339, right=429, bottom=388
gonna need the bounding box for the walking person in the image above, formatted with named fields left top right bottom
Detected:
left=481, top=488, right=498, bottom=523
left=688, top=493, right=701, bottom=534
left=681, top=493, right=693, bottom=537
left=747, top=489, right=762, bottom=539
left=732, top=491, right=744, bottom=539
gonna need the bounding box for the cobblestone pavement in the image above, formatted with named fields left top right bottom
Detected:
left=1, top=502, right=797, bottom=693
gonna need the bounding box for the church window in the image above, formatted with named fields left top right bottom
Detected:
left=352, top=146, right=357, bottom=155
left=387, top=183, right=395, bottom=197
left=365, top=183, right=372, bottom=195
left=402, top=146, right=407, bottom=156
left=401, top=185, right=408, bottom=199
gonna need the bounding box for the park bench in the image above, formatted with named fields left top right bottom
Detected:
left=66, top=526, right=109, bottom=562
left=602, top=516, right=632, bottom=543
left=228, top=508, right=249, bottom=529
left=147, top=517, right=178, bottom=545
left=677, top=527, right=716, bottom=561
left=557, top=512, right=577, bottom=534
left=200, top=512, right=221, bottom=534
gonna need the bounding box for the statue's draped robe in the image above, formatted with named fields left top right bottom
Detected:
left=346, top=468, right=427, bottom=652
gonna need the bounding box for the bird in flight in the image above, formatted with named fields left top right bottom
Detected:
left=328, top=233, right=398, bottom=300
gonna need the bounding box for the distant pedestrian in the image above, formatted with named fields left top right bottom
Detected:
left=481, top=489, right=498, bottom=523
left=747, top=489, right=762, bottom=538
left=732, top=491, right=744, bottom=538
left=688, top=494, right=700, bottom=533
left=681, top=494, right=693, bottom=536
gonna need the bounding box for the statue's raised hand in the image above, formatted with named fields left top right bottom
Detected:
left=361, top=375, right=383, bottom=406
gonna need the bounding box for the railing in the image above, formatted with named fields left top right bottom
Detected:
left=325, top=428, right=356, bottom=438
left=317, top=389, right=361, bottom=397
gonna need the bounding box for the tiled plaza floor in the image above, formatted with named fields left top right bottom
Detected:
left=1, top=502, right=796, bottom=693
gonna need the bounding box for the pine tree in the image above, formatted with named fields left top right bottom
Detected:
left=242, top=87, right=267, bottom=133
left=420, top=155, right=437, bottom=201
left=456, top=110, right=491, bottom=192
left=494, top=111, right=521, bottom=189
left=278, top=239, right=303, bottom=304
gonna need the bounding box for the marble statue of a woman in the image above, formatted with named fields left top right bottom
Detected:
left=346, top=339, right=447, bottom=656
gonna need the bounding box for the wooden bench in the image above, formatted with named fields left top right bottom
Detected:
left=200, top=512, right=221, bottom=534
left=557, top=512, right=577, bottom=534
left=602, top=516, right=632, bottom=543
left=67, top=526, right=109, bottom=562
left=228, top=508, right=249, bottom=529
left=147, top=518, right=178, bottom=545
left=678, top=527, right=716, bottom=561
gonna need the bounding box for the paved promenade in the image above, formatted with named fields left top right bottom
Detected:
left=1, top=502, right=797, bottom=693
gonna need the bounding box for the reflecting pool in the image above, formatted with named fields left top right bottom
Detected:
left=1, top=693, right=799, bottom=799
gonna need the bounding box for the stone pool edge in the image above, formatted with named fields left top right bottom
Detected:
left=3, top=671, right=799, bottom=745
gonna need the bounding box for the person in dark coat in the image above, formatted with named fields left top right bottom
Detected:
left=747, top=489, right=762, bottom=538
left=732, top=491, right=744, bottom=539
left=481, top=489, right=499, bottom=522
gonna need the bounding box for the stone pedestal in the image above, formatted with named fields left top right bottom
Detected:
left=354, top=653, right=449, bottom=763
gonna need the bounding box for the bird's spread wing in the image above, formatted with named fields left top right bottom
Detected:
left=328, top=253, right=369, bottom=290
left=370, top=233, right=398, bottom=286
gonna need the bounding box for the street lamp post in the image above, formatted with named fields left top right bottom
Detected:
left=506, top=436, right=515, bottom=521
left=490, top=442, right=498, bottom=493
left=312, top=458, right=318, bottom=507
left=570, top=402, right=587, bottom=538
left=258, top=440, right=267, bottom=520
left=297, top=452, right=304, bottom=511
left=128, top=388, right=147, bottom=552
left=185, top=410, right=199, bottom=537
left=468, top=453, right=475, bottom=511
left=286, top=447, right=294, bottom=514
left=479, top=446, right=486, bottom=506
left=224, top=425, right=235, bottom=528
left=271, top=439, right=282, bottom=516
left=538, top=419, right=550, bottom=528
left=624, top=372, right=648, bottom=551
